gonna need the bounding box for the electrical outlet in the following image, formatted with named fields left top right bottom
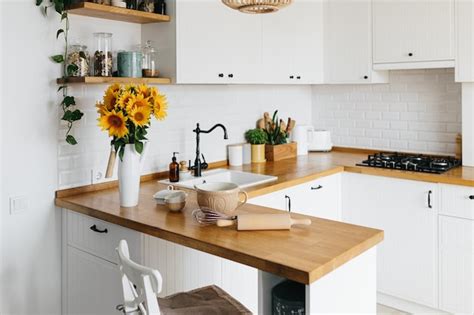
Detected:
left=9, top=196, right=29, bottom=215
left=91, top=169, right=104, bottom=184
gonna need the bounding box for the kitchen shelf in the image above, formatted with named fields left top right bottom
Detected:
left=66, top=2, right=170, bottom=24
left=57, top=77, right=172, bottom=85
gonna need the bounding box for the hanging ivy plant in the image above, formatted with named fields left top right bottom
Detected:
left=36, top=0, right=84, bottom=145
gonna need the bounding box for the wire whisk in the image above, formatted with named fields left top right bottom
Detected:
left=192, top=208, right=237, bottom=225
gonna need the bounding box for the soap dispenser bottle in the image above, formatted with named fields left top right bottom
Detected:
left=169, top=152, right=180, bottom=182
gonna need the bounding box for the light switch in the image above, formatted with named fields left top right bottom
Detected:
left=9, top=196, right=29, bottom=215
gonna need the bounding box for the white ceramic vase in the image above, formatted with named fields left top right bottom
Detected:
left=118, top=143, right=148, bottom=207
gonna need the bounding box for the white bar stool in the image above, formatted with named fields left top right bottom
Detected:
left=116, top=240, right=252, bottom=315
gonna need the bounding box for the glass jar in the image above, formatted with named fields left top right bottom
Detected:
left=142, top=40, right=159, bottom=77
left=93, top=32, right=113, bottom=77
left=117, top=51, right=143, bottom=78
left=139, top=0, right=154, bottom=12
left=66, top=44, right=90, bottom=77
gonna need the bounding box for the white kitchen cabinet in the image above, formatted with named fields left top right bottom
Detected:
left=222, top=259, right=259, bottom=313
left=249, top=173, right=342, bottom=221
left=440, top=183, right=474, bottom=220
left=342, top=173, right=438, bottom=308
left=66, top=246, right=123, bottom=315
left=373, top=0, right=455, bottom=70
left=439, top=215, right=474, bottom=314
left=261, top=0, right=324, bottom=84
left=455, top=0, right=474, bottom=82
left=175, top=0, right=261, bottom=84
left=324, top=0, right=388, bottom=84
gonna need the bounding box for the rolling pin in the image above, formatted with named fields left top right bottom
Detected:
left=217, top=213, right=311, bottom=231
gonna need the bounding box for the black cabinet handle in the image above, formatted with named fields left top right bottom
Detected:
left=363, top=76, right=368, bottom=80
left=228, top=74, right=234, bottom=78
left=285, top=195, right=291, bottom=212
left=90, top=224, right=108, bottom=234
left=311, top=185, right=323, bottom=190
left=428, top=190, right=433, bottom=209
left=218, top=73, right=224, bottom=78
left=296, top=76, right=301, bottom=80
left=469, top=195, right=474, bottom=200
left=289, top=75, right=294, bottom=79
left=408, top=53, right=414, bottom=57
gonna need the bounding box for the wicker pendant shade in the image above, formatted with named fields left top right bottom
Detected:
left=221, top=0, right=292, bottom=14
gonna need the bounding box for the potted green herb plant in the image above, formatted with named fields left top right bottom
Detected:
left=245, top=128, right=267, bottom=163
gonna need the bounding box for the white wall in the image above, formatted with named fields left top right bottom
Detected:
left=1, top=1, right=62, bottom=314
left=312, top=69, right=462, bottom=155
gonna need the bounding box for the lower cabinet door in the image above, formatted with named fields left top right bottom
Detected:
left=66, top=246, right=123, bottom=315
left=343, top=173, right=438, bottom=308
left=439, top=215, right=474, bottom=314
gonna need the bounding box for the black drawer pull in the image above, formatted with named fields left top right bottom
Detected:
left=363, top=75, right=368, bottom=79
left=311, top=185, right=323, bottom=190
left=469, top=195, right=474, bottom=200
left=90, top=224, right=108, bottom=234
left=428, top=190, right=433, bottom=209
left=218, top=73, right=224, bottom=78
left=289, top=75, right=294, bottom=79
left=408, top=52, right=414, bottom=57
left=228, top=74, right=234, bottom=78
left=296, top=76, right=301, bottom=80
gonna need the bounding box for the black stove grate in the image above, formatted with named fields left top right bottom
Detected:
left=356, top=152, right=461, bottom=174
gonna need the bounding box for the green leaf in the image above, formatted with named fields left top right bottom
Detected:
left=57, top=85, right=67, bottom=92
left=53, top=0, right=64, bottom=14
left=66, top=135, right=77, bottom=145
left=36, top=0, right=43, bottom=6
left=70, top=109, right=84, bottom=121
left=135, top=141, right=144, bottom=154
left=118, top=146, right=125, bottom=162
left=51, top=54, right=64, bottom=63
left=62, top=95, right=75, bottom=107
left=67, top=64, right=78, bottom=76
left=56, top=29, right=64, bottom=39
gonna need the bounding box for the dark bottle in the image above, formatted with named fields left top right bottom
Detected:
left=169, top=152, right=179, bottom=183
left=154, top=0, right=166, bottom=15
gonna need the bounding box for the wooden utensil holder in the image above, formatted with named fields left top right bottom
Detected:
left=265, top=142, right=297, bottom=161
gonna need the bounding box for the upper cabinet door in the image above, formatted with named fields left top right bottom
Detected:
left=261, top=1, right=324, bottom=84
left=176, top=0, right=261, bottom=84
left=373, top=0, right=455, bottom=65
left=324, top=0, right=387, bottom=84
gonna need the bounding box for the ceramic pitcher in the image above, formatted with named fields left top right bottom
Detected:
left=118, top=143, right=148, bottom=207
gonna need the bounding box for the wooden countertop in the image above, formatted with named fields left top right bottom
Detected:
left=55, top=148, right=474, bottom=284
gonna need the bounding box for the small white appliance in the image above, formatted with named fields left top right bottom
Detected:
left=292, top=125, right=314, bottom=156
left=308, top=130, right=333, bottom=152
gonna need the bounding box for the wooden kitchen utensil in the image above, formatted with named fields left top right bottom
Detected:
left=105, top=146, right=116, bottom=178
left=217, top=213, right=311, bottom=231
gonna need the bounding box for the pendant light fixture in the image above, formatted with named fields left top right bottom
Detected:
left=221, top=0, right=292, bottom=14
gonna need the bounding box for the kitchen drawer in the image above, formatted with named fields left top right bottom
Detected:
left=66, top=210, right=141, bottom=264
left=440, top=184, right=474, bottom=220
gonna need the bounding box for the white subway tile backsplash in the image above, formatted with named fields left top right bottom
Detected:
left=312, top=69, right=461, bottom=155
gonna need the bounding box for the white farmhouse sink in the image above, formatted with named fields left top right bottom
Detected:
left=160, top=169, right=278, bottom=189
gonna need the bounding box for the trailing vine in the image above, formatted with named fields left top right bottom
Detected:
left=36, top=0, right=84, bottom=145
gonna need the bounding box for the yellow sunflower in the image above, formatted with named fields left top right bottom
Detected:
left=117, top=91, right=134, bottom=110
left=152, top=93, right=168, bottom=120
left=103, top=90, right=119, bottom=111
left=96, top=102, right=107, bottom=116
left=137, top=84, right=152, bottom=98
left=129, top=105, right=151, bottom=127
left=126, top=93, right=151, bottom=112
left=124, top=84, right=137, bottom=93
left=98, top=110, right=129, bottom=138
left=106, top=83, right=121, bottom=95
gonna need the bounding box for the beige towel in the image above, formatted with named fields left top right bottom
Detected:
left=158, top=285, right=252, bottom=315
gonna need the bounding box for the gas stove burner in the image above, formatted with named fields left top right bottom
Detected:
left=357, top=152, right=461, bottom=174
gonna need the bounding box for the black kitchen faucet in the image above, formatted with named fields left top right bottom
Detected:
left=190, top=123, right=228, bottom=177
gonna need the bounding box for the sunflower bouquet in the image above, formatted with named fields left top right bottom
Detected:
left=97, top=83, right=168, bottom=160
